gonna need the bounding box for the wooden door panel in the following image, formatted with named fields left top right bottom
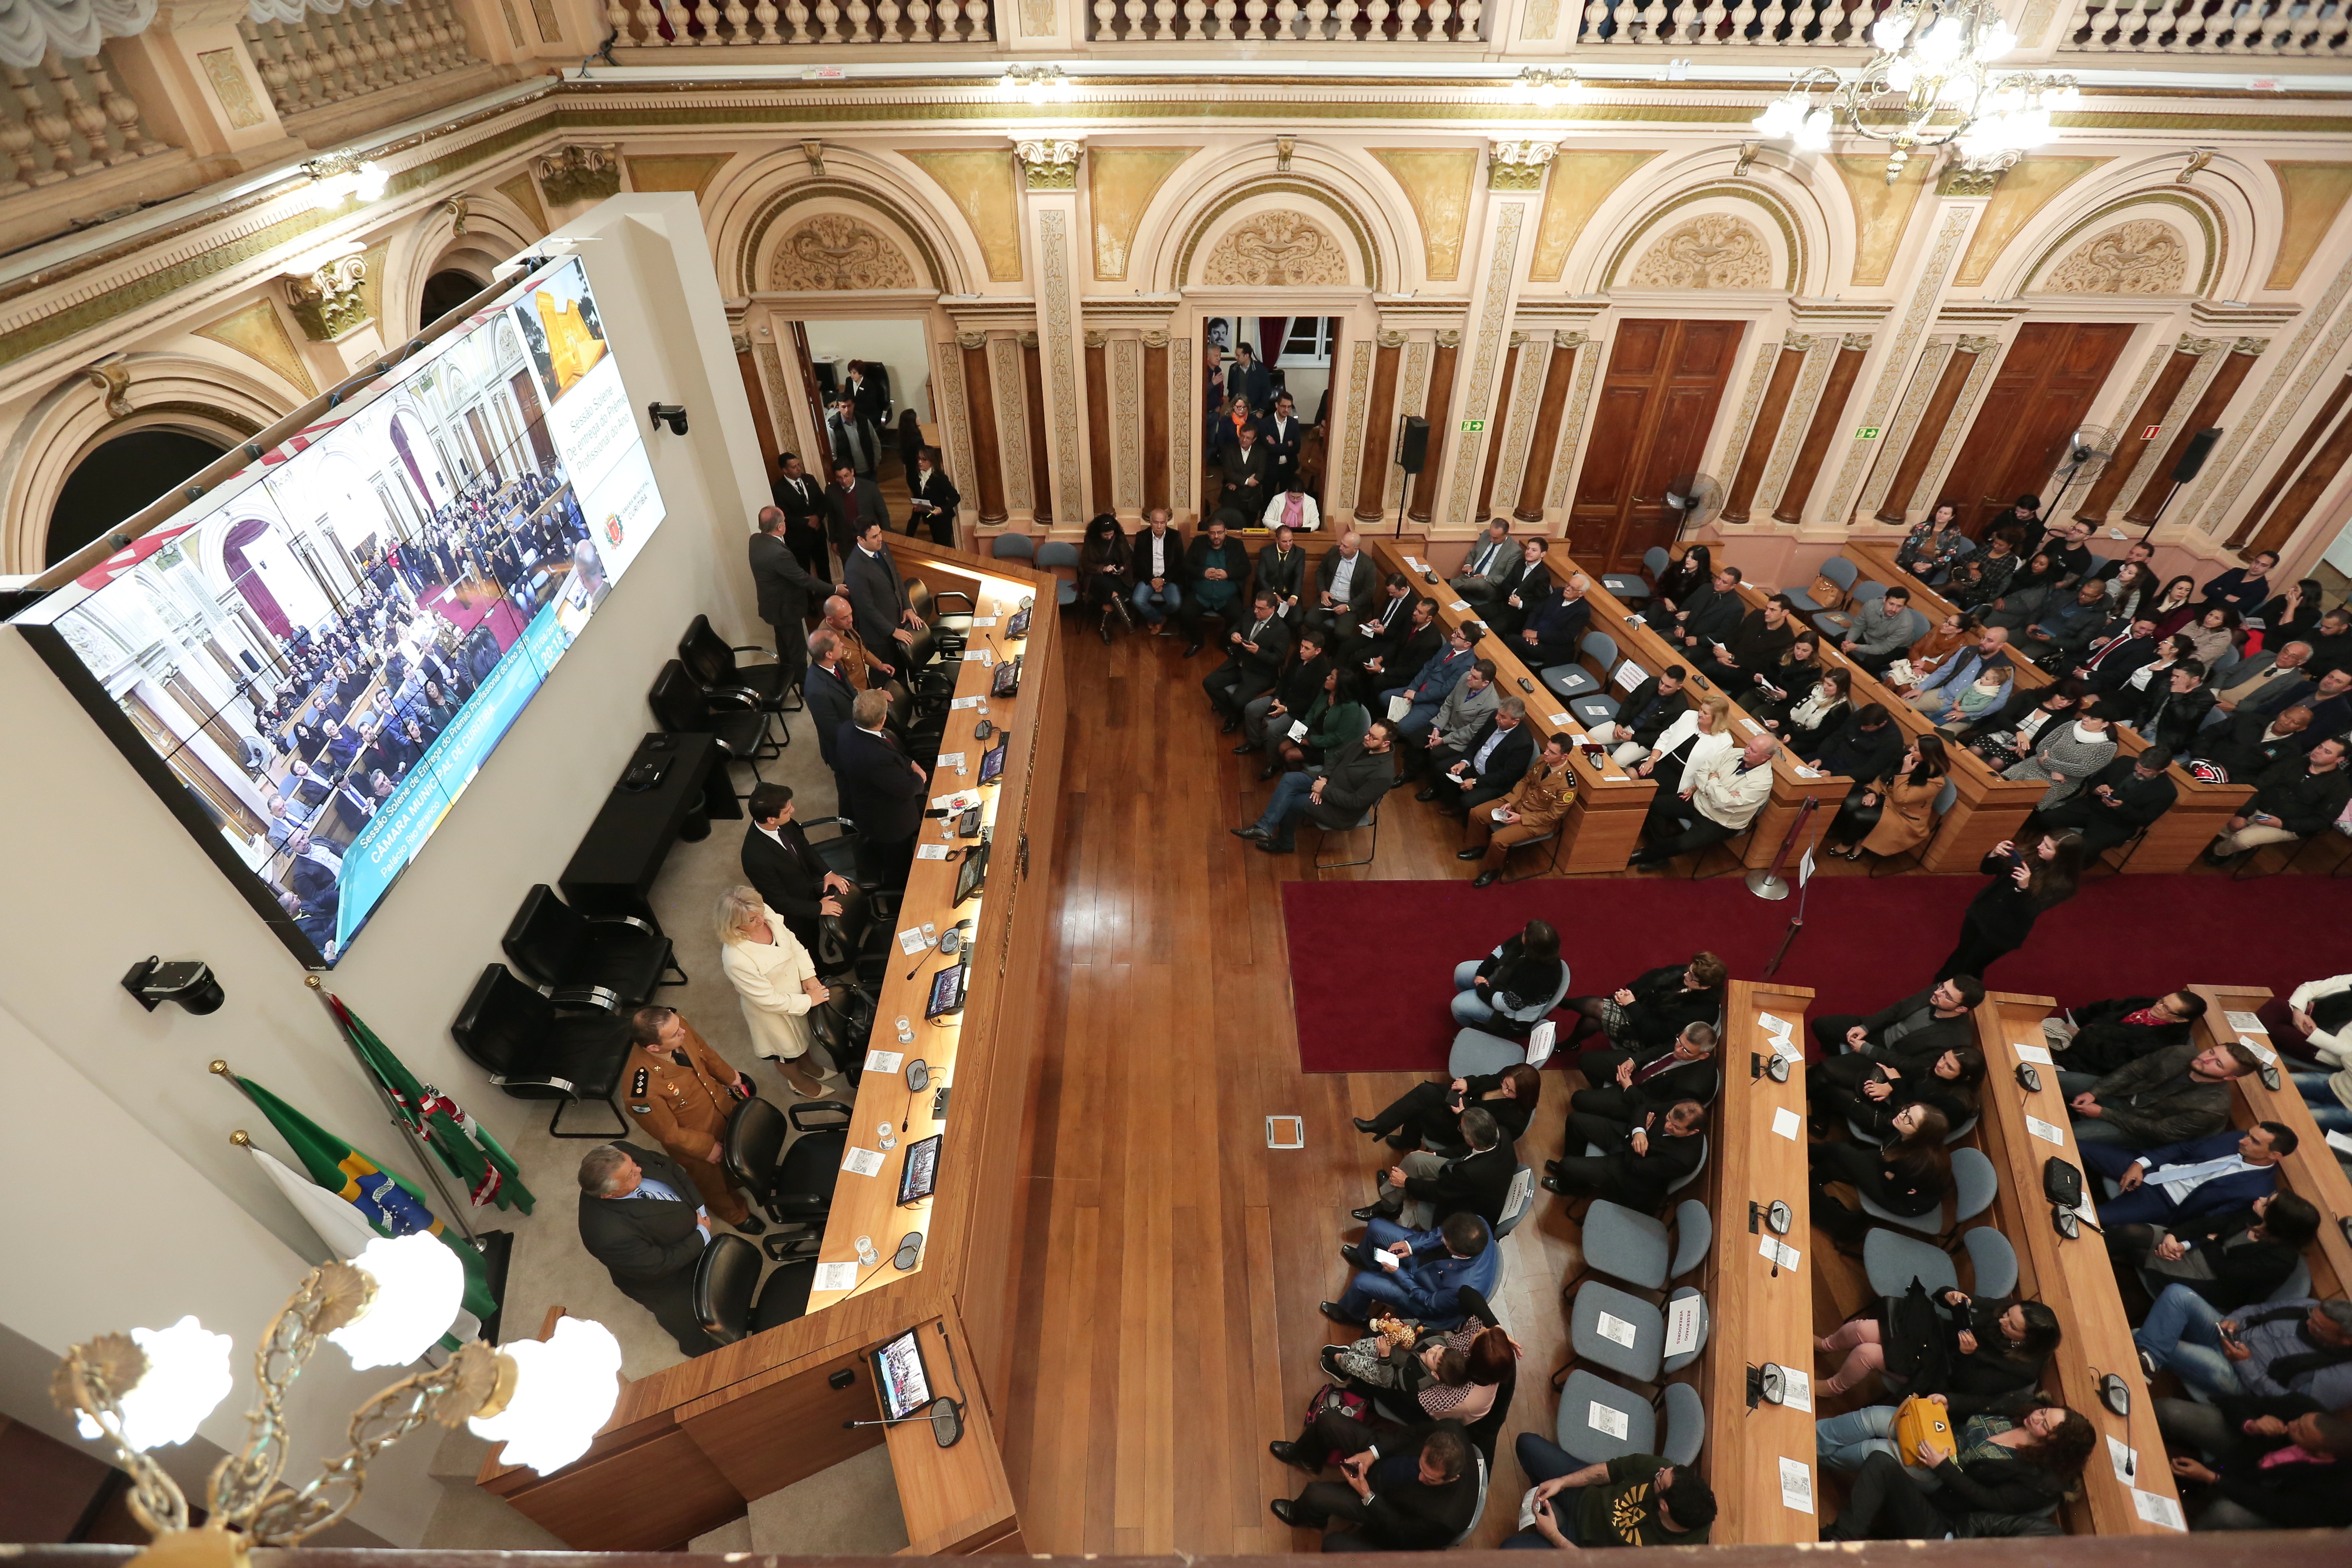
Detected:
left=1569, top=320, right=1743, bottom=571
left=1946, top=323, right=2131, bottom=536
left=1671, top=319, right=1746, bottom=378
left=1609, top=317, right=1668, bottom=377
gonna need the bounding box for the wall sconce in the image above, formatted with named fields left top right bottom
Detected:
left=998, top=65, right=1074, bottom=105
left=54, top=1235, right=620, bottom=1560
left=300, top=152, right=390, bottom=212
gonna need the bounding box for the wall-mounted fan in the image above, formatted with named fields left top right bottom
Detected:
left=1664, top=473, right=1723, bottom=537
left=2044, top=426, right=2117, bottom=520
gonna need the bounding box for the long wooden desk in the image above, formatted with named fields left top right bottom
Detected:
left=1542, top=556, right=1833, bottom=869
left=1844, top=542, right=2251, bottom=872
left=1698, top=979, right=1821, bottom=1543
left=477, top=540, right=1066, bottom=1554
left=1365, top=535, right=1657, bottom=872
left=1723, top=576, right=2047, bottom=871
left=1970, top=991, right=2186, bottom=1536
left=2187, top=984, right=2352, bottom=1299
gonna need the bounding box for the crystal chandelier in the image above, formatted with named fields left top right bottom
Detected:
left=1748, top=0, right=2079, bottom=184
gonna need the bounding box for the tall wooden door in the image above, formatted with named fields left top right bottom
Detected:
left=1940, top=322, right=2133, bottom=536
left=1566, top=319, right=1745, bottom=572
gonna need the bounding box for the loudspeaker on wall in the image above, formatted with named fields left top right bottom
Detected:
left=1396, top=416, right=1429, bottom=474
left=2170, top=427, right=2221, bottom=484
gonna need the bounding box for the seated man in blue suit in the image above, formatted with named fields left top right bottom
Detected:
left=1322, top=1211, right=1496, bottom=1330
left=2083, top=1121, right=2295, bottom=1228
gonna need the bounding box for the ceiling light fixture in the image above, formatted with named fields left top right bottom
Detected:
left=301, top=152, right=390, bottom=211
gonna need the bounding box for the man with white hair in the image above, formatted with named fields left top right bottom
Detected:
left=1629, top=731, right=1779, bottom=870
left=1516, top=572, right=1592, bottom=673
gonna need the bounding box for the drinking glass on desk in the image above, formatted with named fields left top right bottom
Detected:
left=896, top=1015, right=913, bottom=1044
left=856, top=1235, right=880, bottom=1266
left=878, top=1121, right=896, bottom=1151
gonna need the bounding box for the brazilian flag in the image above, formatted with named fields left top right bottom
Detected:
left=234, top=1073, right=497, bottom=1330
left=322, top=992, right=534, bottom=1215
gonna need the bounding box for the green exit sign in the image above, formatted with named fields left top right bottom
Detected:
left=1459, top=419, right=1487, bottom=433
left=1855, top=425, right=1882, bottom=440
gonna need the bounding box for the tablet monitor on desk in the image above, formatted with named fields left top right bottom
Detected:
left=873, top=1328, right=933, bottom=1420
left=1007, top=607, right=1031, bottom=639
left=924, top=962, right=966, bottom=1019
left=954, top=842, right=988, bottom=906
left=978, top=738, right=1008, bottom=785
left=898, top=1132, right=942, bottom=1205
left=991, top=656, right=1021, bottom=698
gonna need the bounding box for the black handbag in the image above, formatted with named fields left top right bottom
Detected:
left=2042, top=1156, right=2083, bottom=1209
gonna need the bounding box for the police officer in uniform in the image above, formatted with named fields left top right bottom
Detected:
left=621, top=1005, right=764, bottom=1233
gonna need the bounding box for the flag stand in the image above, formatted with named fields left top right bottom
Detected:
left=303, top=975, right=482, bottom=1246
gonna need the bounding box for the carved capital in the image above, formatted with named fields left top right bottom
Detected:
left=282, top=244, right=371, bottom=342
left=1013, top=139, right=1083, bottom=192
left=1783, top=332, right=1818, bottom=353
left=1083, top=329, right=1108, bottom=349
left=1936, top=163, right=2008, bottom=198
left=1017, top=329, right=1041, bottom=349
left=1956, top=334, right=1998, bottom=355
left=2230, top=336, right=2270, bottom=356
left=1377, top=329, right=1408, bottom=349
left=1141, top=330, right=1171, bottom=349
left=957, top=330, right=990, bottom=351
left=1509, top=330, right=1530, bottom=347
left=536, top=143, right=621, bottom=208
left=1436, top=329, right=1463, bottom=350
left=1487, top=140, right=1558, bottom=192
left=1553, top=330, right=1588, bottom=349
left=1842, top=332, right=1875, bottom=352
left=82, top=355, right=132, bottom=420
left=2181, top=336, right=2221, bottom=356
left=730, top=332, right=752, bottom=356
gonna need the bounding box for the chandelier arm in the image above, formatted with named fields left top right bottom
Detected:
left=208, top=1264, right=375, bottom=1527
left=55, top=1348, right=191, bottom=1536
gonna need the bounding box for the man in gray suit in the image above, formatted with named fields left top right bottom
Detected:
left=843, top=520, right=924, bottom=670
left=577, top=1142, right=716, bottom=1358
left=1233, top=717, right=1398, bottom=855
left=2213, top=640, right=2316, bottom=717
left=1448, top=519, right=1518, bottom=604
left=747, top=506, right=834, bottom=698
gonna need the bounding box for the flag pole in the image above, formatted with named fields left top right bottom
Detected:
left=300, top=977, right=481, bottom=1245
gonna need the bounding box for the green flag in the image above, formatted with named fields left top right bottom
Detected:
left=234, top=1074, right=497, bottom=1329
left=325, top=991, right=534, bottom=1215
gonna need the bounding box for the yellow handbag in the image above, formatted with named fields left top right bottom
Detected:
left=1893, top=1395, right=1957, bottom=1469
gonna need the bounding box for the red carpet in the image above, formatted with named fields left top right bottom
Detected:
left=1282, top=874, right=2352, bottom=1074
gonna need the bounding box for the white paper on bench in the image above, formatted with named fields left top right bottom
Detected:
left=2014, top=1041, right=2054, bottom=1065
left=1587, top=1402, right=1631, bottom=1440
left=813, top=1261, right=858, bottom=1293
left=1779, top=1458, right=1814, bottom=1514
left=1595, top=1312, right=1639, bottom=1349
left=1663, top=1294, right=1702, bottom=1356
left=841, top=1146, right=884, bottom=1177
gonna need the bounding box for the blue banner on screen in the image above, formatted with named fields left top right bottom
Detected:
left=11, top=256, right=666, bottom=967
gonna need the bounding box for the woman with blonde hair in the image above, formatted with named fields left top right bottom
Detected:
left=716, top=885, right=831, bottom=1098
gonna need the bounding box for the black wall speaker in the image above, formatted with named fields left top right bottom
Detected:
left=1397, top=415, right=1430, bottom=474
left=2171, top=427, right=2222, bottom=483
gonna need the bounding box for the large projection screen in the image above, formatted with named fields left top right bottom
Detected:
left=12, top=257, right=665, bottom=968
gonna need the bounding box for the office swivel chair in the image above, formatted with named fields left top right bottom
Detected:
left=449, top=964, right=633, bottom=1136
left=648, top=659, right=769, bottom=797
left=724, top=1096, right=853, bottom=1262
left=906, top=579, right=977, bottom=658
left=677, top=616, right=798, bottom=751
left=693, top=1233, right=818, bottom=1346
left=501, top=883, right=683, bottom=1013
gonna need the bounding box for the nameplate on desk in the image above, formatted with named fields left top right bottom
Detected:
left=2239, top=1036, right=2277, bottom=1065
left=1663, top=1294, right=1703, bottom=1357
left=970, top=617, right=999, bottom=628
left=2132, top=1489, right=2186, bottom=1531
left=897, top=927, right=930, bottom=955
left=963, top=648, right=995, bottom=664
left=2013, top=1041, right=2054, bottom=1065
left=949, top=696, right=985, bottom=710
left=1779, top=1459, right=1815, bottom=1515
left=1779, top=1368, right=1813, bottom=1412
left=1771, top=1106, right=1802, bottom=1141
left=842, top=1146, right=886, bottom=1178
left=917, top=844, right=950, bottom=860
left=1759, top=1233, right=1800, bottom=1270
left=2224, top=1009, right=2266, bottom=1034
left=2025, top=1115, right=2068, bottom=1146
left=936, top=752, right=967, bottom=771
left=1793, top=766, right=1820, bottom=778
left=1403, top=556, right=1427, bottom=572
left=1449, top=600, right=1472, bottom=612
left=931, top=791, right=982, bottom=813
left=867, top=1048, right=905, bottom=1073
left=1549, top=711, right=1571, bottom=726
left=1740, top=717, right=1765, bottom=734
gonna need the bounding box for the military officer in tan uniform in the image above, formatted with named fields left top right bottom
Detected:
left=1458, top=731, right=1578, bottom=888
left=622, top=1005, right=763, bottom=1233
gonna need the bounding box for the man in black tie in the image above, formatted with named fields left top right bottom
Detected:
left=834, top=687, right=926, bottom=888
left=1203, top=589, right=1292, bottom=733
left=1339, top=573, right=1414, bottom=666
left=1219, top=420, right=1272, bottom=519
left=1260, top=391, right=1304, bottom=493
left=742, top=783, right=853, bottom=951
left=747, top=506, right=833, bottom=699
left=769, top=452, right=830, bottom=579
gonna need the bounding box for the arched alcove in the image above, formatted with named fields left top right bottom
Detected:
left=45, top=429, right=228, bottom=565
left=420, top=267, right=489, bottom=329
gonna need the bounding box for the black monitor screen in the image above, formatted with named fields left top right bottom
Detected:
left=872, top=1328, right=931, bottom=1420
left=991, top=656, right=1020, bottom=697
left=954, top=843, right=988, bottom=905
left=898, top=1132, right=942, bottom=1204
left=1007, top=607, right=1031, bottom=638
left=978, top=738, right=1007, bottom=785
left=925, top=962, right=965, bottom=1019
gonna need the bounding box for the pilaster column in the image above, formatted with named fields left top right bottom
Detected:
left=1015, top=136, right=1088, bottom=524
left=1408, top=330, right=1462, bottom=526
left=1019, top=332, right=1054, bottom=526
left=2126, top=339, right=2266, bottom=527
left=1875, top=335, right=1990, bottom=523
left=1354, top=330, right=1405, bottom=523
left=1142, top=330, right=1171, bottom=514
left=1773, top=334, right=1872, bottom=525
left=2077, top=336, right=2208, bottom=523
left=1512, top=332, right=1583, bottom=526
left=2240, top=374, right=2352, bottom=556
left=1474, top=335, right=1522, bottom=523
left=729, top=323, right=782, bottom=483
left=1430, top=144, right=1544, bottom=530
left=1083, top=330, right=1114, bottom=515
left=2229, top=366, right=2352, bottom=549
left=957, top=330, right=1008, bottom=526
left=1722, top=336, right=1811, bottom=525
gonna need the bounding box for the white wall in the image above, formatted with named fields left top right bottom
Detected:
left=0, top=195, right=773, bottom=1543
left=801, top=317, right=933, bottom=426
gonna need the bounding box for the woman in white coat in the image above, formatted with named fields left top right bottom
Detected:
left=716, top=885, right=830, bottom=1098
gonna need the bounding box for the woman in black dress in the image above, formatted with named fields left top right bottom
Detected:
left=1652, top=543, right=1711, bottom=614
left=1813, top=1042, right=1984, bottom=1141
left=1076, top=513, right=1134, bottom=642
left=1936, top=832, right=2083, bottom=982
left=1809, top=1101, right=1951, bottom=1244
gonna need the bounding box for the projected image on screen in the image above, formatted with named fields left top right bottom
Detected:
left=15, top=258, right=664, bottom=965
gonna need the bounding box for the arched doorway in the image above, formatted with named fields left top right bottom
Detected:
left=45, top=429, right=228, bottom=566
left=420, top=268, right=487, bottom=329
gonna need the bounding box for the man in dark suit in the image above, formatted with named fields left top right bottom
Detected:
left=1353, top=594, right=1441, bottom=686
left=1242, top=626, right=1332, bottom=769
left=803, top=630, right=858, bottom=773
left=1230, top=342, right=1274, bottom=413
left=834, top=687, right=925, bottom=887
left=1339, top=573, right=1414, bottom=667
left=743, top=782, right=853, bottom=952
left=2083, top=1122, right=2294, bottom=1229
left=1568, top=1022, right=1721, bottom=1126
left=1592, top=664, right=1690, bottom=766
left=1485, top=537, right=1555, bottom=638
left=1234, top=716, right=1398, bottom=855
left=2073, top=616, right=2163, bottom=694
left=770, top=452, right=830, bottom=580
left=576, top=1142, right=715, bottom=1358
left=906, top=448, right=959, bottom=547
left=1254, top=524, right=1308, bottom=621
left=825, top=461, right=891, bottom=567
left=1260, top=391, right=1305, bottom=494
left=1808, top=975, right=1983, bottom=1067
left=1202, top=589, right=1292, bottom=732
left=826, top=396, right=881, bottom=479
left=1542, top=1098, right=1709, bottom=1213
left=1269, top=1419, right=1477, bottom=1551
left=1219, top=420, right=1272, bottom=519
left=843, top=520, right=923, bottom=670
left=1357, top=1105, right=1515, bottom=1230
left=1305, top=530, right=1378, bottom=640
left=1515, top=572, right=1593, bottom=673
left=843, top=362, right=888, bottom=429
left=2024, top=747, right=2177, bottom=855
left=1421, top=700, right=1535, bottom=815
left=1667, top=565, right=1747, bottom=654
left=748, top=506, right=833, bottom=700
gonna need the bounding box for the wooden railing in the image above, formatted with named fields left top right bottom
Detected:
left=606, top=0, right=997, bottom=46
left=2063, top=0, right=2352, bottom=57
